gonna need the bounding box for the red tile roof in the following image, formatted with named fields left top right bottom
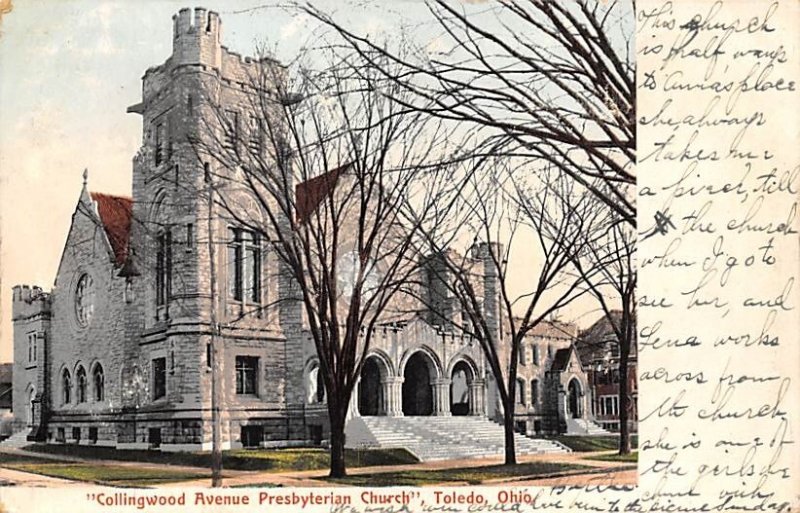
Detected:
left=295, top=163, right=351, bottom=224
left=91, top=192, right=133, bottom=266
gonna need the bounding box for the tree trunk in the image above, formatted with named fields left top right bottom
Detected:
left=618, top=340, right=631, bottom=455
left=328, top=403, right=347, bottom=478
left=503, top=398, right=517, bottom=465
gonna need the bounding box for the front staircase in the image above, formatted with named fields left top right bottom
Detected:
left=565, top=418, right=611, bottom=435
left=0, top=429, right=31, bottom=450
left=345, top=416, right=570, bottom=462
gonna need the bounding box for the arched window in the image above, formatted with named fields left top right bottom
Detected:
left=62, top=369, right=72, bottom=404
left=93, top=364, right=104, bottom=402
left=75, top=274, right=95, bottom=326
left=76, top=366, right=87, bottom=403
left=516, top=378, right=525, bottom=405
left=306, top=365, right=325, bottom=404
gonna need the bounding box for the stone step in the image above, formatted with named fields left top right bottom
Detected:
left=346, top=415, right=569, bottom=462
left=0, top=429, right=31, bottom=449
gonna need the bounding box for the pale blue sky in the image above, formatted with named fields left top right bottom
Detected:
left=0, top=0, right=616, bottom=362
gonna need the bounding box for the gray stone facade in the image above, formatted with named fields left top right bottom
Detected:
left=11, top=7, right=592, bottom=450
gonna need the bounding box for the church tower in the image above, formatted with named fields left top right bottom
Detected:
left=123, top=8, right=305, bottom=449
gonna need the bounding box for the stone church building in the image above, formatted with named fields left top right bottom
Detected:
left=11, top=8, right=594, bottom=451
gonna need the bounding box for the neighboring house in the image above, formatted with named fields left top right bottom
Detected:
left=0, top=363, right=12, bottom=439
left=576, top=312, right=638, bottom=433
left=11, top=7, right=594, bottom=450
left=0, top=363, right=11, bottom=414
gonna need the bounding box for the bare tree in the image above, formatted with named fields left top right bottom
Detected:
left=302, top=0, right=636, bottom=226
left=571, top=216, right=636, bottom=455
left=191, top=46, right=459, bottom=477
left=414, top=160, right=608, bottom=464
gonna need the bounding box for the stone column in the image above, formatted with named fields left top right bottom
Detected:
left=469, top=379, right=486, bottom=416
left=432, top=378, right=452, bottom=416
left=346, top=376, right=360, bottom=421
left=383, top=377, right=404, bottom=417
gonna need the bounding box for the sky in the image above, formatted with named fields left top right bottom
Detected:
left=0, top=0, right=611, bottom=363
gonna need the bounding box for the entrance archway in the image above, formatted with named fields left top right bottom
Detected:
left=402, top=352, right=435, bottom=416
left=450, top=360, right=473, bottom=416
left=568, top=379, right=582, bottom=418
left=358, top=356, right=385, bottom=416
left=27, top=387, right=36, bottom=427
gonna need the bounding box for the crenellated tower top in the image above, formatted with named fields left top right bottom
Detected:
left=171, top=7, right=222, bottom=68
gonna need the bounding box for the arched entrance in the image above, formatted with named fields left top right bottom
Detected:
left=568, top=379, right=582, bottom=418
left=27, top=387, right=36, bottom=427
left=402, top=352, right=435, bottom=416
left=450, top=360, right=473, bottom=416
left=306, top=364, right=325, bottom=404
left=358, top=356, right=385, bottom=416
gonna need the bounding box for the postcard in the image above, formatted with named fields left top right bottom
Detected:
left=0, top=1, right=797, bottom=512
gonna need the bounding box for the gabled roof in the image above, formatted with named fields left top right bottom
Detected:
left=90, top=192, right=133, bottom=266
left=295, top=163, right=351, bottom=224
left=551, top=347, right=577, bottom=372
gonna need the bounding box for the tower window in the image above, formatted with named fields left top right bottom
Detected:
left=152, top=357, right=167, bottom=400
left=224, top=110, right=239, bottom=151
left=155, top=122, right=165, bottom=165
left=186, top=223, right=194, bottom=252
left=249, top=116, right=262, bottom=152
left=227, top=228, right=261, bottom=303
left=156, top=230, right=173, bottom=307
left=235, top=356, right=259, bottom=395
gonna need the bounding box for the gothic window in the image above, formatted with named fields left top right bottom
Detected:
left=519, top=345, right=526, bottom=365
left=531, top=379, right=539, bottom=405
left=152, top=357, right=166, bottom=400
left=76, top=366, right=87, bottom=403
left=155, top=230, right=172, bottom=307
left=516, top=378, right=525, bottom=405
left=532, top=344, right=539, bottom=366
left=235, top=356, right=259, bottom=395
left=227, top=228, right=261, bottom=303
left=75, top=273, right=95, bottom=327
left=62, top=369, right=72, bottom=404
left=93, top=364, right=104, bottom=402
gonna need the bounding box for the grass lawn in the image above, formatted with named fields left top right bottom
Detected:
left=22, top=444, right=417, bottom=472
left=584, top=451, right=638, bottom=463
left=321, top=461, right=588, bottom=486
left=552, top=435, right=638, bottom=452
left=0, top=452, right=208, bottom=486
